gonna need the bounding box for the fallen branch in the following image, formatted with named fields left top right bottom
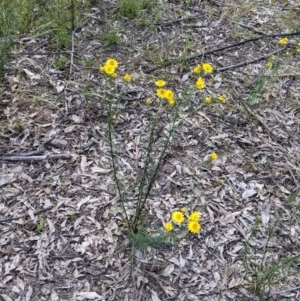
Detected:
left=0, top=150, right=44, bottom=157
left=0, top=153, right=72, bottom=161
left=216, top=48, right=286, bottom=72
left=144, top=30, right=300, bottom=73
left=0, top=206, right=53, bottom=223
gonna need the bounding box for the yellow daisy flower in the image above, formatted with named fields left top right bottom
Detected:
left=168, top=99, right=175, bottom=106
left=218, top=94, right=226, bottom=102
left=193, top=64, right=201, bottom=74
left=105, top=58, right=118, bottom=69
left=265, top=61, right=272, bottom=68
left=188, top=221, right=201, bottom=234
left=103, top=65, right=115, bottom=76
left=202, top=63, right=213, bottom=73
left=155, top=79, right=166, bottom=87
left=165, top=89, right=174, bottom=101
left=210, top=152, right=218, bottom=161
left=156, top=88, right=166, bottom=99
left=205, top=96, right=211, bottom=103
left=195, top=77, right=205, bottom=89
left=164, top=222, right=173, bottom=232
left=146, top=98, right=152, bottom=105
left=123, top=73, right=131, bottom=82
left=171, top=211, right=184, bottom=224
left=279, top=37, right=288, bottom=45
left=189, top=211, right=201, bottom=222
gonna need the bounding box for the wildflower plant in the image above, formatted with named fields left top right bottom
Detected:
left=100, top=57, right=215, bottom=246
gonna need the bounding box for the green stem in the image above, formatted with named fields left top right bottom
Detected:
left=105, top=85, right=129, bottom=225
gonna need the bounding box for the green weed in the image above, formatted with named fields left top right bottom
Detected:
left=118, top=0, right=155, bottom=19
left=103, top=29, right=121, bottom=46
left=36, top=218, right=45, bottom=231
left=243, top=193, right=300, bottom=298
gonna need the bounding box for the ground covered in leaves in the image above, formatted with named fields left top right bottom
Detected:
left=1, top=0, right=300, bottom=300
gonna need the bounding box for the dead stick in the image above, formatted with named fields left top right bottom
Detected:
left=145, top=30, right=300, bottom=73
left=0, top=206, right=53, bottom=223
left=1, top=153, right=72, bottom=161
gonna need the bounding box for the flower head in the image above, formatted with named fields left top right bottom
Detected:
left=279, top=37, right=288, bottom=45
left=165, top=89, right=174, bottom=101
left=189, top=211, right=201, bottom=222
left=188, top=221, right=201, bottom=234
left=202, top=63, right=213, bottom=73
left=104, top=65, right=116, bottom=76
left=218, top=94, right=226, bottom=102
left=193, top=64, right=201, bottom=74
left=156, top=88, right=166, bottom=99
left=100, top=58, right=119, bottom=77
left=195, top=77, right=205, bottom=89
left=146, top=98, right=152, bottom=105
left=265, top=61, right=272, bottom=68
left=210, top=152, right=218, bottom=161
left=164, top=222, right=173, bottom=232
left=168, top=99, right=175, bottom=106
left=205, top=96, right=211, bottom=103
left=219, top=178, right=225, bottom=184
left=155, top=79, right=166, bottom=87
left=105, top=58, right=118, bottom=69
left=123, top=73, right=131, bottom=82
left=172, top=211, right=185, bottom=224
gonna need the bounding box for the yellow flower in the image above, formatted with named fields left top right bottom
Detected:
left=285, top=51, right=290, bottom=56
left=165, top=89, right=174, bottom=101
left=279, top=37, right=288, bottom=45
left=298, top=42, right=300, bottom=47
left=99, top=66, right=104, bottom=72
left=218, top=94, right=226, bottom=102
left=257, top=215, right=262, bottom=222
left=205, top=96, right=211, bottom=103
left=156, top=88, right=166, bottom=99
left=181, top=207, right=186, bottom=212
left=155, top=79, right=166, bottom=87
left=210, top=152, right=218, bottom=161
left=219, top=178, right=225, bottom=184
left=188, top=221, right=201, bottom=234
left=103, top=65, right=116, bottom=76
left=146, top=98, right=152, bottom=105
left=297, top=48, right=300, bottom=53
left=202, top=63, right=213, bottom=73
left=123, top=73, right=131, bottom=82
left=265, top=61, right=272, bottom=68
left=105, top=58, right=118, bottom=69
left=193, top=64, right=201, bottom=74
left=195, top=77, right=205, bottom=89
left=189, top=211, right=201, bottom=222
left=168, top=99, right=175, bottom=106
left=16, top=30, right=20, bottom=35
left=171, top=211, right=184, bottom=224
left=164, top=222, right=173, bottom=232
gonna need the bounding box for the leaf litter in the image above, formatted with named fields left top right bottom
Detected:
left=1, top=0, right=300, bottom=300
